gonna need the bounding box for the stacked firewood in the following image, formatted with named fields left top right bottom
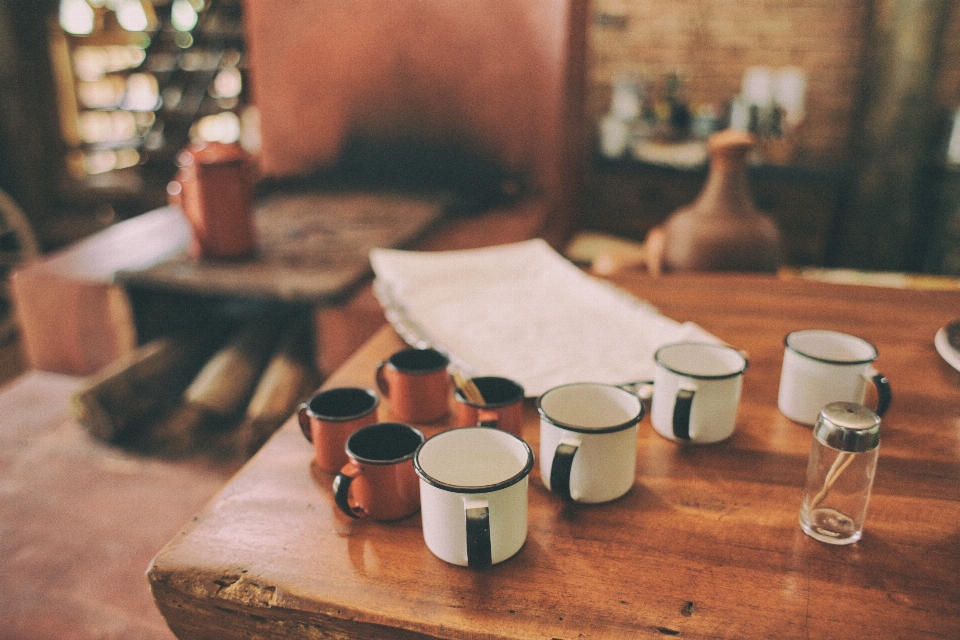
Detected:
left=72, top=309, right=321, bottom=460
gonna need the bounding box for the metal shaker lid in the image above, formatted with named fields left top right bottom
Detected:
left=813, top=401, right=881, bottom=452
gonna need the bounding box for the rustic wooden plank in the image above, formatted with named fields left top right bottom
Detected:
left=8, top=206, right=191, bottom=375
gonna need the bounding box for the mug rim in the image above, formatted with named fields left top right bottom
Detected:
left=654, top=341, right=748, bottom=380
left=784, top=329, right=878, bottom=365
left=346, top=422, right=424, bottom=465
left=454, top=375, right=526, bottom=409
left=385, top=347, right=450, bottom=375
left=414, top=426, right=534, bottom=494
left=536, top=382, right=645, bottom=434
left=305, top=387, right=379, bottom=422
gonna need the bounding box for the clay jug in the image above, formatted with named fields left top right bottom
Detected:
left=644, top=130, right=782, bottom=274
left=167, top=141, right=257, bottom=260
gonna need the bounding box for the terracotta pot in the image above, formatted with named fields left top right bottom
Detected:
left=646, top=130, right=782, bottom=274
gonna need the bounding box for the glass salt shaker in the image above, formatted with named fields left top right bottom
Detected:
left=799, top=401, right=881, bottom=545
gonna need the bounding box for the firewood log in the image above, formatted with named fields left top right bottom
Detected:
left=147, top=313, right=285, bottom=456
left=231, top=312, right=321, bottom=458
left=71, top=334, right=218, bottom=443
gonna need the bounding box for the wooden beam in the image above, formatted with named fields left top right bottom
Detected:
left=830, top=0, right=952, bottom=271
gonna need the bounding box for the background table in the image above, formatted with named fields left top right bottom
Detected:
left=116, top=192, right=444, bottom=304
left=148, top=271, right=960, bottom=639
left=10, top=191, right=444, bottom=376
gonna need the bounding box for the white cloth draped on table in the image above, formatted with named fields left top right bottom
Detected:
left=371, top=239, right=720, bottom=397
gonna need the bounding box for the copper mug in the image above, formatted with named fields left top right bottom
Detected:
left=453, top=375, right=525, bottom=438
left=375, top=348, right=451, bottom=423
left=167, top=141, right=257, bottom=259
left=298, top=387, right=380, bottom=473
left=333, top=422, right=425, bottom=521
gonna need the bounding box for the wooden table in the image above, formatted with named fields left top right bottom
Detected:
left=147, top=271, right=960, bottom=639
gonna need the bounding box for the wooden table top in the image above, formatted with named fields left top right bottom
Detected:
left=148, top=271, right=960, bottom=640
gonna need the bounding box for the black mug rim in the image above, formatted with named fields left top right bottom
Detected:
left=386, top=347, right=451, bottom=375
left=306, top=387, right=379, bottom=422
left=654, top=341, right=749, bottom=380
left=346, top=422, right=425, bottom=465
left=536, top=382, right=645, bottom=434
left=784, top=329, right=878, bottom=366
left=454, top=376, right=526, bottom=408
left=414, top=426, right=534, bottom=494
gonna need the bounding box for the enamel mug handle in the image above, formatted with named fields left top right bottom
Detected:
left=672, top=380, right=697, bottom=441
left=297, top=403, right=313, bottom=443
left=619, top=380, right=654, bottom=403
left=374, top=360, right=390, bottom=398
left=464, top=498, right=492, bottom=569
left=332, top=462, right=363, bottom=519
left=549, top=434, right=582, bottom=501
left=865, top=366, right=892, bottom=417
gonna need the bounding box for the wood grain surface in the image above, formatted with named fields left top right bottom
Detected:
left=148, top=272, right=960, bottom=639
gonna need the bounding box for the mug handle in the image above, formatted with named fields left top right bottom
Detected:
left=374, top=360, right=390, bottom=398
left=549, top=435, right=582, bottom=501
left=297, top=403, right=313, bottom=443
left=332, top=461, right=364, bottom=519
left=865, top=366, right=892, bottom=417
left=619, top=379, right=654, bottom=402
left=619, top=379, right=654, bottom=417
left=464, top=497, right=492, bottom=569
left=477, top=408, right=499, bottom=429
left=673, top=380, right=697, bottom=441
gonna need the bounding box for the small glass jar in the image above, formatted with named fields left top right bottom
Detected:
left=799, top=401, right=881, bottom=545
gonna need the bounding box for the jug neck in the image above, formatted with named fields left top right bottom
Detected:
left=695, top=130, right=757, bottom=217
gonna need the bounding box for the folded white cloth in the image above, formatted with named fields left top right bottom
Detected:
left=371, top=239, right=719, bottom=397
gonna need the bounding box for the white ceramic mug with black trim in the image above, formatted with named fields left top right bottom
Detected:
left=651, top=342, right=748, bottom=444
left=538, top=382, right=645, bottom=504
left=778, top=329, right=892, bottom=426
left=414, top=426, right=533, bottom=569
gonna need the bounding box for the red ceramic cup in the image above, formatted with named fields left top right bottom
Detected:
left=454, top=376, right=526, bottom=438
left=333, top=422, right=425, bottom=521
left=298, top=387, right=379, bottom=473
left=375, top=348, right=451, bottom=423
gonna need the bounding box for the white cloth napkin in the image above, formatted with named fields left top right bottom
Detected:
left=370, top=239, right=719, bottom=397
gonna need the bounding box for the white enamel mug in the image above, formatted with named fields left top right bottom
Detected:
left=777, top=329, right=892, bottom=426
left=651, top=342, right=748, bottom=444
left=414, top=427, right=533, bottom=569
left=538, top=382, right=645, bottom=504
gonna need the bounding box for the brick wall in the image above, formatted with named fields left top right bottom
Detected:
left=588, top=0, right=960, bottom=167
